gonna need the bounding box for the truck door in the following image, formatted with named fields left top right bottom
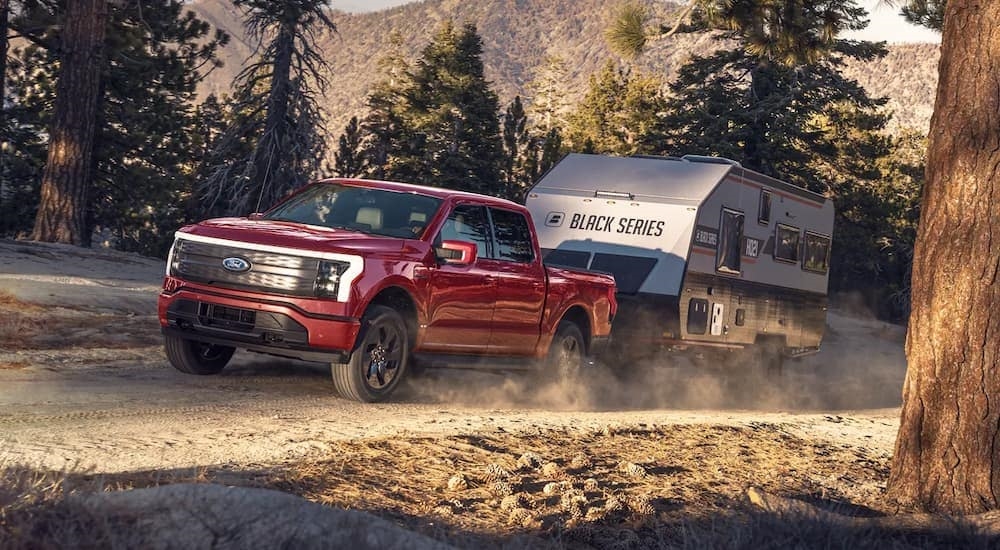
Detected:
left=486, top=207, right=546, bottom=355
left=421, top=205, right=497, bottom=352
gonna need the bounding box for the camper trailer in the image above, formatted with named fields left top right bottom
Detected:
left=524, top=153, right=834, bottom=370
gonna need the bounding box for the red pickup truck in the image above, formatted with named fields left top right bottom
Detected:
left=158, top=179, right=617, bottom=402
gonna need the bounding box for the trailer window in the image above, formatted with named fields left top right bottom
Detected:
left=489, top=208, right=535, bottom=263
left=803, top=231, right=831, bottom=273
left=543, top=249, right=591, bottom=269
left=591, top=253, right=658, bottom=294
left=716, top=209, right=744, bottom=275
left=774, top=224, right=800, bottom=263
left=758, top=190, right=772, bottom=225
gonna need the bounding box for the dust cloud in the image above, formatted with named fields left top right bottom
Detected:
left=399, top=309, right=907, bottom=413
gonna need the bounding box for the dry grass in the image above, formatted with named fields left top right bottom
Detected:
left=0, top=290, right=160, bottom=352
left=259, top=426, right=993, bottom=548
left=0, top=464, right=213, bottom=549
left=1, top=428, right=996, bottom=549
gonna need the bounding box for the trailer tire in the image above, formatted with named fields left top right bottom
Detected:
left=546, top=320, right=586, bottom=379
left=752, top=338, right=785, bottom=378
left=331, top=305, right=409, bottom=403
left=164, top=335, right=234, bottom=375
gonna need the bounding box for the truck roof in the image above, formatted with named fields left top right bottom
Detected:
left=318, top=178, right=525, bottom=210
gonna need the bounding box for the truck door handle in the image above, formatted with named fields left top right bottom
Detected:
left=484, top=276, right=497, bottom=286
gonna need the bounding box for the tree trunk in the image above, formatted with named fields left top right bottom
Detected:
left=248, top=21, right=293, bottom=214
left=31, top=0, right=109, bottom=245
left=1, top=0, right=9, bottom=105
left=887, top=0, right=1000, bottom=514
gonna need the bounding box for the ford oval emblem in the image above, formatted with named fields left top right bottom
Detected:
left=222, top=257, right=251, bottom=273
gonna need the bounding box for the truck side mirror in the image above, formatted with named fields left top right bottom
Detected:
left=435, top=240, right=477, bottom=266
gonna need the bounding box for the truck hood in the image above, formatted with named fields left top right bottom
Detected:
left=177, top=217, right=416, bottom=257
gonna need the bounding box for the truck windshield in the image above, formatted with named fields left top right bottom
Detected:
left=262, top=183, right=443, bottom=239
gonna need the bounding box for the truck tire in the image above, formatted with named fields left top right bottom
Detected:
left=164, top=335, right=235, bottom=375
left=331, top=305, right=409, bottom=403
left=546, top=320, right=585, bottom=378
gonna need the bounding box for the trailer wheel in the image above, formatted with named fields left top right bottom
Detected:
left=331, top=305, right=409, bottom=403
left=752, top=338, right=785, bottom=378
left=546, top=321, right=586, bottom=378
left=164, top=335, right=234, bottom=375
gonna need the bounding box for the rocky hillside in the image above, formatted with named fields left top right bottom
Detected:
left=189, top=0, right=939, bottom=137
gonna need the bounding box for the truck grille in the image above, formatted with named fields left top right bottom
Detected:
left=171, top=239, right=320, bottom=297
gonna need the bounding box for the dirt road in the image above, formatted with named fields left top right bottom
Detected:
left=0, top=239, right=907, bottom=475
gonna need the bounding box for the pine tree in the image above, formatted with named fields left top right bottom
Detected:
left=29, top=0, right=110, bottom=245
left=501, top=96, right=531, bottom=197
left=397, top=21, right=502, bottom=194
left=886, top=0, right=1000, bottom=514
left=8, top=0, right=225, bottom=251
left=357, top=31, right=411, bottom=180
left=197, top=0, right=335, bottom=216
left=334, top=116, right=364, bottom=178
left=526, top=55, right=571, bottom=135
left=564, top=61, right=668, bottom=156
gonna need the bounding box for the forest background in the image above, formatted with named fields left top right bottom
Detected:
left=0, top=0, right=934, bottom=321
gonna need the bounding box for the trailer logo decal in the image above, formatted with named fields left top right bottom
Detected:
left=743, top=237, right=763, bottom=258
left=694, top=226, right=718, bottom=248
left=545, top=212, right=566, bottom=227
left=569, top=213, right=665, bottom=237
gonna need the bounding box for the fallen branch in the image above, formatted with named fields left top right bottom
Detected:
left=747, top=487, right=1000, bottom=537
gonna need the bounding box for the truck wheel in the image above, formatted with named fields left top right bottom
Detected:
left=331, top=305, right=409, bottom=403
left=164, top=335, right=235, bottom=375
left=546, top=321, right=585, bottom=378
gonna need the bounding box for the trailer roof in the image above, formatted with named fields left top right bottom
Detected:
left=532, top=154, right=733, bottom=204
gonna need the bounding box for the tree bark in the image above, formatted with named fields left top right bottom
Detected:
left=31, top=0, right=109, bottom=245
left=1, top=0, right=9, bottom=105
left=248, top=21, right=294, bottom=214
left=887, top=0, right=1000, bottom=514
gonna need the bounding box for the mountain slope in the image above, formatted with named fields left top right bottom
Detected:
left=189, top=0, right=939, bottom=139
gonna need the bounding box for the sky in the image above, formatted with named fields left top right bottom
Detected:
left=336, top=0, right=940, bottom=44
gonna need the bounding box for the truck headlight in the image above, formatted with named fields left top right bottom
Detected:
left=167, top=240, right=182, bottom=276
left=314, top=260, right=351, bottom=298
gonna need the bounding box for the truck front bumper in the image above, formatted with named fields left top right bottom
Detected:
left=159, top=287, right=361, bottom=364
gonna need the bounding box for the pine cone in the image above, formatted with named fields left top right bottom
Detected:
left=541, top=461, right=563, bottom=478
left=619, top=461, right=648, bottom=478
left=508, top=507, right=533, bottom=526
left=500, top=492, right=528, bottom=511
left=603, top=493, right=626, bottom=513
left=570, top=452, right=593, bottom=470
left=447, top=474, right=468, bottom=492
left=561, top=489, right=588, bottom=517
left=584, top=506, right=606, bottom=522
left=627, top=494, right=655, bottom=517
left=491, top=480, right=515, bottom=497
left=517, top=451, right=543, bottom=470
left=484, top=462, right=511, bottom=483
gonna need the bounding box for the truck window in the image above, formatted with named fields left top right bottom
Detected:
left=439, top=205, right=491, bottom=259
left=262, top=182, right=442, bottom=238
left=803, top=231, right=832, bottom=273
left=489, top=208, right=535, bottom=263
left=775, top=224, right=801, bottom=263
left=717, top=209, right=744, bottom=275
